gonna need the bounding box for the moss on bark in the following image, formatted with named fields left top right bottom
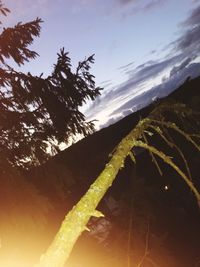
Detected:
left=35, top=101, right=200, bottom=267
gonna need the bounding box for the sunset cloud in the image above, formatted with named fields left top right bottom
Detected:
left=85, top=4, right=200, bottom=128
left=117, top=0, right=166, bottom=13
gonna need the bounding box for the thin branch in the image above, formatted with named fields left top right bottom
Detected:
left=148, top=124, right=192, bottom=180
left=142, top=132, right=163, bottom=176
left=151, top=120, right=200, bottom=152
left=127, top=195, right=134, bottom=267
left=146, top=257, right=160, bottom=267
left=136, top=221, right=150, bottom=267
left=134, top=140, right=200, bottom=206
left=35, top=102, right=200, bottom=267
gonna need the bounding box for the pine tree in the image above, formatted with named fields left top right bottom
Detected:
left=0, top=1, right=101, bottom=169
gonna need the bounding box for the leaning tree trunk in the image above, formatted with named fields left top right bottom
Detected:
left=35, top=101, right=200, bottom=267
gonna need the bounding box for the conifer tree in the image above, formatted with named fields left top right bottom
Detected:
left=0, top=1, right=101, bottom=169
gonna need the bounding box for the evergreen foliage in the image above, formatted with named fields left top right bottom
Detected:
left=0, top=1, right=101, bottom=168
left=0, top=2, right=199, bottom=267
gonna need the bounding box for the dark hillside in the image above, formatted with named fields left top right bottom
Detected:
left=28, top=75, right=200, bottom=267
left=29, top=76, right=200, bottom=198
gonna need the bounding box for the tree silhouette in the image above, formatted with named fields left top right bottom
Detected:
left=0, top=1, right=101, bottom=169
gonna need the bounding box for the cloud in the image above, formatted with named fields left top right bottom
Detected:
left=100, top=114, right=123, bottom=128
left=113, top=55, right=181, bottom=97
left=86, top=4, right=200, bottom=129
left=172, top=5, right=200, bottom=54
left=184, top=5, right=200, bottom=27
left=169, top=57, right=193, bottom=77
left=176, top=25, right=200, bottom=52
left=85, top=56, right=177, bottom=124
left=86, top=52, right=198, bottom=128
left=2, top=0, right=58, bottom=26
left=119, top=0, right=133, bottom=4
left=99, top=79, right=113, bottom=88
left=150, top=49, right=157, bottom=54
left=122, top=0, right=166, bottom=14
left=142, top=0, right=165, bottom=12
left=118, top=0, right=164, bottom=9
left=109, top=62, right=200, bottom=118
left=192, top=0, right=200, bottom=4
left=117, top=61, right=135, bottom=71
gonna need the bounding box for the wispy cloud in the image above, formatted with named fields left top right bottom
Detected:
left=169, top=6, right=200, bottom=58
left=110, top=62, right=200, bottom=116
left=118, top=0, right=164, bottom=8
left=191, top=0, right=200, bottom=5
left=169, top=57, right=193, bottom=77
left=116, top=0, right=166, bottom=15
left=86, top=4, right=200, bottom=129
left=119, top=0, right=133, bottom=5
left=182, top=5, right=200, bottom=27
left=117, top=61, right=135, bottom=72
left=142, top=0, right=165, bottom=12
left=2, top=0, right=60, bottom=26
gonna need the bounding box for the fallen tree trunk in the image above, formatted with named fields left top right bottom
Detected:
left=35, top=101, right=200, bottom=267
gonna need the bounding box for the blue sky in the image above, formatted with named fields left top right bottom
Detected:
left=3, top=0, right=200, bottom=129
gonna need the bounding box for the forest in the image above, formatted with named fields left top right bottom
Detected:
left=0, top=1, right=200, bottom=267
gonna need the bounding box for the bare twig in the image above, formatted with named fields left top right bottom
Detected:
left=136, top=221, right=150, bottom=267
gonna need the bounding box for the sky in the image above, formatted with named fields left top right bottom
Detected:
left=2, top=0, right=200, bottom=129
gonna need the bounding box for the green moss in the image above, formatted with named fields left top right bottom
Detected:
left=35, top=101, right=200, bottom=267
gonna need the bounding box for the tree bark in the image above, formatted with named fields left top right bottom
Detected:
left=35, top=102, right=200, bottom=267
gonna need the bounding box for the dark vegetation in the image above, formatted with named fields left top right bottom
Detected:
left=30, top=76, right=200, bottom=267
left=0, top=2, right=101, bottom=265
left=0, top=1, right=200, bottom=266
left=0, top=9, right=101, bottom=169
